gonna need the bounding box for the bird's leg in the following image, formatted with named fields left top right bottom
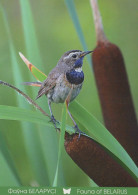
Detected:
left=67, top=107, right=84, bottom=139
left=65, top=88, right=84, bottom=138
left=48, top=99, right=59, bottom=129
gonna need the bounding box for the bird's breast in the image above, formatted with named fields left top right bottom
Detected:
left=66, top=69, right=84, bottom=85
left=49, top=74, right=83, bottom=103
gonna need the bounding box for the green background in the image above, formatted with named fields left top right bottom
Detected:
left=0, top=0, right=137, bottom=186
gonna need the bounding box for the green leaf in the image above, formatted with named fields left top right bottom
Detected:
left=0, top=105, right=49, bottom=126
left=0, top=5, right=35, bottom=184
left=0, top=5, right=26, bottom=101
left=64, top=0, right=92, bottom=68
left=30, top=66, right=47, bottom=81
left=0, top=131, right=21, bottom=185
left=20, top=0, right=43, bottom=68
left=20, top=0, right=65, bottom=185
left=69, top=101, right=138, bottom=179
left=53, top=103, right=67, bottom=187
left=0, top=105, right=74, bottom=134
left=0, top=152, right=20, bottom=186
left=19, top=52, right=47, bottom=82
left=19, top=0, right=58, bottom=185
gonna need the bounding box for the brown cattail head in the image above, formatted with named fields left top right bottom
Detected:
left=65, top=133, right=137, bottom=187
left=90, top=0, right=138, bottom=165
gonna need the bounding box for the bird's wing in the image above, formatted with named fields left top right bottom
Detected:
left=36, top=80, right=56, bottom=99
left=36, top=67, right=61, bottom=99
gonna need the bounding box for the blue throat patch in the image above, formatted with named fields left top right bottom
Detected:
left=66, top=57, right=84, bottom=85
left=66, top=69, right=84, bottom=85
left=74, top=57, right=84, bottom=68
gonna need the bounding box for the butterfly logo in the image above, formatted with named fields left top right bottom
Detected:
left=63, top=188, right=71, bottom=194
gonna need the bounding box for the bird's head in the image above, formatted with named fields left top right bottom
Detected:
left=58, top=50, right=93, bottom=71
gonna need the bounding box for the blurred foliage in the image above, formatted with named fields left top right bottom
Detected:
left=0, top=0, right=138, bottom=186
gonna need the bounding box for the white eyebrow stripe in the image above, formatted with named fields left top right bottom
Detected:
left=64, top=52, right=80, bottom=59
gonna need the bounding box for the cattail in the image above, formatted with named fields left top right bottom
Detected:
left=65, top=133, right=137, bottom=187
left=90, top=0, right=138, bottom=165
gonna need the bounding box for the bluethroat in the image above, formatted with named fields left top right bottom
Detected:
left=24, top=50, right=92, bottom=136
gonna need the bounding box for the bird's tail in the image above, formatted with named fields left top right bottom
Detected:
left=22, top=82, right=42, bottom=87
left=36, top=88, right=46, bottom=100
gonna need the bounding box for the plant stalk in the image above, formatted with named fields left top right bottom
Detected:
left=90, top=0, right=138, bottom=165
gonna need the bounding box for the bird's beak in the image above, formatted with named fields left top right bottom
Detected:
left=80, top=50, right=93, bottom=57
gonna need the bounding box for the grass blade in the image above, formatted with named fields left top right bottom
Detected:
left=53, top=103, right=67, bottom=187
left=20, top=0, right=54, bottom=185
left=0, top=151, right=20, bottom=186
left=0, top=6, right=36, bottom=184
left=0, top=131, right=21, bottom=185
left=20, top=0, right=65, bottom=185
left=19, top=52, right=47, bottom=81
left=0, top=105, right=49, bottom=126
left=19, top=0, right=42, bottom=67
left=64, top=0, right=92, bottom=67
left=0, top=105, right=75, bottom=134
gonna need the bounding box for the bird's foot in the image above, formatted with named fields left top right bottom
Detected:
left=73, top=125, right=85, bottom=140
left=50, top=115, right=59, bottom=130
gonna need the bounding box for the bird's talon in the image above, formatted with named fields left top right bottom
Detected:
left=73, top=125, right=84, bottom=140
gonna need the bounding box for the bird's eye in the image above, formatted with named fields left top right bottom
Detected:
left=72, top=54, right=77, bottom=58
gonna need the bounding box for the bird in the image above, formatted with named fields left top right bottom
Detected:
left=21, top=50, right=93, bottom=137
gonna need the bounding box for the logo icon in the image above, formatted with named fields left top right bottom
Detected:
left=63, top=188, right=71, bottom=194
